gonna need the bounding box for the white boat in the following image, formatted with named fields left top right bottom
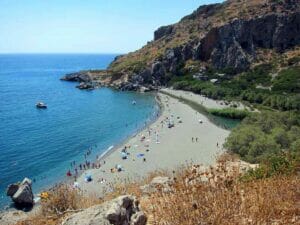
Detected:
left=132, top=100, right=136, bottom=105
left=36, top=102, right=47, bottom=109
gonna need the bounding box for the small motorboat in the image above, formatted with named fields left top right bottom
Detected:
left=132, top=100, right=136, bottom=105
left=36, top=102, right=47, bottom=109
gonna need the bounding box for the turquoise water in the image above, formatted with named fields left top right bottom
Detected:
left=0, top=54, right=159, bottom=208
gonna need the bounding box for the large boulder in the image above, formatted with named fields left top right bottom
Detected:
left=7, top=178, right=34, bottom=208
left=105, top=195, right=137, bottom=225
left=63, top=195, right=147, bottom=225
left=62, top=202, right=111, bottom=225
left=6, top=184, right=19, bottom=197
left=130, top=211, right=147, bottom=225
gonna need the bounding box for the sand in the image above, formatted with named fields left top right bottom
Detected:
left=75, top=90, right=230, bottom=196
left=160, top=88, right=247, bottom=110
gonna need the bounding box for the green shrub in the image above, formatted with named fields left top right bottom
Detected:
left=272, top=66, right=300, bottom=93
left=240, top=152, right=300, bottom=181
left=224, top=111, right=300, bottom=163
left=208, top=108, right=250, bottom=119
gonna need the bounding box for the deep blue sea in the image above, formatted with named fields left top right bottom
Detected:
left=0, top=54, right=159, bottom=208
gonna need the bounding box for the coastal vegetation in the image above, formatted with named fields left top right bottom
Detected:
left=224, top=111, right=300, bottom=163
left=207, top=108, right=250, bottom=120
left=171, top=64, right=300, bottom=111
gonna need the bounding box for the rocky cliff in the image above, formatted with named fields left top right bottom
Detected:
left=62, top=0, right=300, bottom=91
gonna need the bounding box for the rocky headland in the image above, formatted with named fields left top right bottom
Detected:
left=61, top=0, right=300, bottom=92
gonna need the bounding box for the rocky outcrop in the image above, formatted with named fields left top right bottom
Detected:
left=7, top=178, right=34, bottom=208
left=143, top=11, right=300, bottom=83
left=61, top=72, right=92, bottom=83
left=154, top=25, right=174, bottom=41
left=61, top=72, right=101, bottom=90
left=140, top=176, right=173, bottom=195
left=181, top=3, right=222, bottom=21
left=63, top=195, right=147, bottom=225
left=198, top=12, right=300, bottom=71
left=76, top=82, right=97, bottom=90
left=62, top=1, right=300, bottom=91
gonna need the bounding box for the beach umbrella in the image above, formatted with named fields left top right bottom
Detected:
left=85, top=174, right=92, bottom=182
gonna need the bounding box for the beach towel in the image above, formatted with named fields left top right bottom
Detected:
left=137, top=153, right=145, bottom=158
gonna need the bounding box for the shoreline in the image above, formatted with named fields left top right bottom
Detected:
left=159, top=89, right=243, bottom=130
left=1, top=89, right=235, bottom=213
left=0, top=91, right=161, bottom=213
left=95, top=93, right=163, bottom=164
left=75, top=90, right=231, bottom=197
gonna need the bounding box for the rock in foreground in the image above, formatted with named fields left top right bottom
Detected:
left=6, top=178, right=34, bottom=209
left=63, top=195, right=147, bottom=225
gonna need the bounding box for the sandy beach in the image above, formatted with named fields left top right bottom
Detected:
left=75, top=90, right=230, bottom=196
left=160, top=88, right=247, bottom=110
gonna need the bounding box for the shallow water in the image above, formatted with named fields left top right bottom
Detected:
left=0, top=54, right=159, bottom=208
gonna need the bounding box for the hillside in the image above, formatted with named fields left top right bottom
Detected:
left=62, top=0, right=300, bottom=102
left=109, top=0, right=300, bottom=77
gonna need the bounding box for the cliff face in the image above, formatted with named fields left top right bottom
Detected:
left=198, top=12, right=300, bottom=71
left=62, top=0, right=300, bottom=91
left=124, top=12, right=300, bottom=89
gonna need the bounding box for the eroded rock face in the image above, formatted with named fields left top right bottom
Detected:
left=120, top=11, right=299, bottom=88
left=63, top=195, right=147, bottom=225
left=207, top=12, right=300, bottom=71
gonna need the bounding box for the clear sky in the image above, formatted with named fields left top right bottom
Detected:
left=0, top=0, right=223, bottom=54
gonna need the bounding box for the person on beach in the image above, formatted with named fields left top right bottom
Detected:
left=66, top=170, right=72, bottom=177
left=196, top=137, right=198, bottom=142
left=192, top=137, right=194, bottom=142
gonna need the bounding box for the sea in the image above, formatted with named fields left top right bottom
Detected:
left=0, top=54, right=159, bottom=208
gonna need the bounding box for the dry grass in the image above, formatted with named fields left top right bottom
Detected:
left=141, top=158, right=300, bottom=225
left=15, top=155, right=299, bottom=225
left=15, top=184, right=102, bottom=225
